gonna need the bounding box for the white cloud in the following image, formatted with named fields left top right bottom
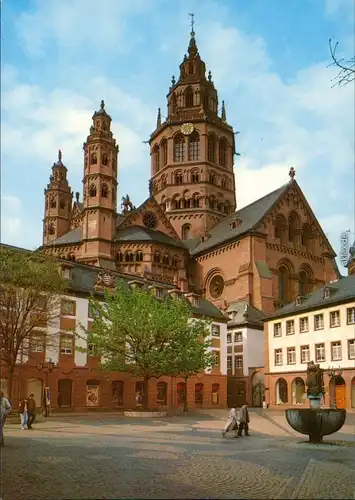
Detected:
left=15, top=0, right=158, bottom=58
left=2, top=195, right=22, bottom=212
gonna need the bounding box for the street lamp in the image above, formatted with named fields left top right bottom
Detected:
left=37, top=358, right=55, bottom=417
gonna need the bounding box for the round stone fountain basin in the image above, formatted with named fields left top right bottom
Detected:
left=285, top=408, right=346, bottom=443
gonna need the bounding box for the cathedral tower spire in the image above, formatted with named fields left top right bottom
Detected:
left=148, top=17, right=237, bottom=240
left=79, top=100, right=119, bottom=268
left=43, top=150, right=73, bottom=245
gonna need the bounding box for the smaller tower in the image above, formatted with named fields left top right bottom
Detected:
left=43, top=150, right=73, bottom=245
left=80, top=100, right=119, bottom=267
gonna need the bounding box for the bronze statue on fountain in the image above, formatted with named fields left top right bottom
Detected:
left=285, top=361, right=346, bottom=444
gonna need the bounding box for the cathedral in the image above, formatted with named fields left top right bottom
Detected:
left=38, top=27, right=341, bottom=407
left=40, top=27, right=339, bottom=313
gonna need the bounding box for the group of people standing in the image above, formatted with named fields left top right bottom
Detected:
left=222, top=404, right=250, bottom=438
left=0, top=392, right=37, bottom=446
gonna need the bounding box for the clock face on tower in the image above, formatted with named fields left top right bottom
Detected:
left=180, top=122, right=194, bottom=135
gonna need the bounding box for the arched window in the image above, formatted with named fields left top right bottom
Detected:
left=50, top=198, right=56, bottom=209
left=157, top=382, right=167, bottom=406
left=299, top=268, right=312, bottom=296
left=102, top=153, right=108, bottom=166
left=191, top=194, right=200, bottom=208
left=276, top=378, right=288, bottom=404
left=183, top=197, right=190, bottom=209
left=101, top=183, right=109, bottom=198
left=89, top=184, right=97, bottom=197
left=209, top=195, right=216, bottom=210
left=174, top=171, right=183, bottom=184
left=182, top=224, right=191, bottom=240
left=185, top=86, right=194, bottom=107
left=161, top=175, right=167, bottom=188
left=203, top=94, right=209, bottom=111
left=172, top=257, right=178, bottom=267
left=135, top=251, right=143, bottom=262
left=208, top=134, right=216, bottom=163
left=278, top=265, right=290, bottom=304
left=195, top=383, right=204, bottom=405
left=274, top=214, right=287, bottom=245
left=90, top=153, right=97, bottom=165
left=161, top=140, right=168, bottom=167
left=188, top=61, right=195, bottom=75
left=188, top=131, right=200, bottom=161
left=301, top=223, right=312, bottom=252
left=116, top=252, right=123, bottom=262
left=125, top=253, right=130, bottom=262
left=129, top=253, right=134, bottom=262
left=153, top=252, right=161, bottom=263
left=288, top=212, right=299, bottom=247
left=219, top=138, right=228, bottom=167
left=209, top=171, right=216, bottom=184
left=177, top=382, right=186, bottom=406
left=191, top=170, right=199, bottom=183
left=153, top=145, right=160, bottom=173
left=48, top=223, right=55, bottom=235
left=221, top=177, right=226, bottom=188
left=173, top=197, right=182, bottom=209
left=163, top=255, right=170, bottom=265
left=174, top=135, right=185, bottom=162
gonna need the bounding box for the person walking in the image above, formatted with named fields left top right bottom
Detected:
left=237, top=403, right=250, bottom=436
left=27, top=393, right=36, bottom=430
left=0, top=391, right=12, bottom=446
left=19, top=397, right=28, bottom=430
left=222, top=405, right=239, bottom=438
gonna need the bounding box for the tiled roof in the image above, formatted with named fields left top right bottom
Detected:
left=191, top=183, right=289, bottom=255
left=265, top=275, right=355, bottom=320
left=46, top=227, right=82, bottom=246
left=226, top=300, right=264, bottom=328
left=66, top=261, right=226, bottom=320
left=115, top=225, right=187, bottom=249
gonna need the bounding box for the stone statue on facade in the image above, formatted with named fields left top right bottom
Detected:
left=121, top=195, right=134, bottom=214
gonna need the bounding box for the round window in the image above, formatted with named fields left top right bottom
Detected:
left=209, top=275, right=224, bottom=298
left=142, top=211, right=158, bottom=229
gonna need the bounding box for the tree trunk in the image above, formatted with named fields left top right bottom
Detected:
left=183, top=376, right=188, bottom=412
left=143, top=375, right=149, bottom=410
left=7, top=365, right=15, bottom=401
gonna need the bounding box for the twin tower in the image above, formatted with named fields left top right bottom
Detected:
left=42, top=28, right=237, bottom=255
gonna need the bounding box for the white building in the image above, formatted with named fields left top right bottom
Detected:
left=265, top=275, right=355, bottom=409
left=225, top=301, right=265, bottom=408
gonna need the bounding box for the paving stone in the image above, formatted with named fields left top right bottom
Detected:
left=1, top=412, right=354, bottom=499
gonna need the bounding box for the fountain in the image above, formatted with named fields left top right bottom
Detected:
left=285, top=361, right=346, bottom=443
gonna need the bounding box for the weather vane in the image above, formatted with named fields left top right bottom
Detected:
left=189, top=13, right=195, bottom=34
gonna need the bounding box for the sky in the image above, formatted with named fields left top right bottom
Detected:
left=1, top=0, right=355, bottom=271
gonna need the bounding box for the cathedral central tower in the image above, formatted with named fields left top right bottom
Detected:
left=149, top=23, right=237, bottom=240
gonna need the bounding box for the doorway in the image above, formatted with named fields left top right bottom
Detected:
left=27, top=378, right=43, bottom=409
left=58, top=379, right=72, bottom=408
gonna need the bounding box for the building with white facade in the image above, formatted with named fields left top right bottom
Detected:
left=264, top=275, right=355, bottom=409
left=225, top=301, right=265, bottom=408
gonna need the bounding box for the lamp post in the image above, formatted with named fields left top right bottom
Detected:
left=37, top=359, right=55, bottom=417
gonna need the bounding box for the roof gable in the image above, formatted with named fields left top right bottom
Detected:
left=255, top=180, right=336, bottom=257
left=192, top=183, right=289, bottom=255
left=116, top=196, right=182, bottom=242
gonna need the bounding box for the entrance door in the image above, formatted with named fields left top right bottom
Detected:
left=58, top=379, right=72, bottom=408
left=27, top=378, right=43, bottom=409
left=335, top=385, right=346, bottom=409
left=86, top=381, right=100, bottom=407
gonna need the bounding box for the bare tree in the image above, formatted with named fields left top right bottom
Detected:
left=328, top=38, right=355, bottom=87
left=0, top=246, right=67, bottom=399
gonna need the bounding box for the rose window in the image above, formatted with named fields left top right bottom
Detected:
left=209, top=275, right=224, bottom=298
left=142, top=211, right=158, bottom=229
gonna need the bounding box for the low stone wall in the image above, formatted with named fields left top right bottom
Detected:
left=124, top=410, right=167, bottom=418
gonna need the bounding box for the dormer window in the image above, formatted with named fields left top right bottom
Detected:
left=61, top=267, right=71, bottom=280
left=155, top=287, right=163, bottom=299
left=230, top=218, right=242, bottom=230
left=192, top=296, right=200, bottom=307
left=295, top=295, right=302, bottom=306
left=323, top=287, right=330, bottom=299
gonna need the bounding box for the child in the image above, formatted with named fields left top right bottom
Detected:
left=19, top=397, right=28, bottom=430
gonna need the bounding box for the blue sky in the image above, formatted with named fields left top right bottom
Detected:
left=2, top=0, right=354, bottom=270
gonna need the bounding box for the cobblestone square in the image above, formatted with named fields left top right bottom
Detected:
left=1, top=409, right=354, bottom=499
